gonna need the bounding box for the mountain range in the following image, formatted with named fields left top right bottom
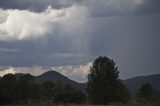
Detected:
left=36, top=71, right=86, bottom=91
left=123, top=74, right=160, bottom=96
left=14, top=70, right=160, bottom=95
left=15, top=70, right=86, bottom=92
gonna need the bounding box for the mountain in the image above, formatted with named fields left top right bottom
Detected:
left=13, top=71, right=86, bottom=92
left=123, top=74, right=160, bottom=96
left=36, top=71, right=160, bottom=96
left=36, top=70, right=71, bottom=84
left=36, top=70, right=86, bottom=92
left=14, top=73, right=29, bottom=79
left=10, top=71, right=160, bottom=96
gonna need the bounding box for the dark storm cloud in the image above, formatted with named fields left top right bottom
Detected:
left=0, top=0, right=160, bottom=81
left=0, top=0, right=160, bottom=16
left=0, top=36, right=94, bottom=67
left=0, top=0, right=80, bottom=11
left=78, top=0, right=160, bottom=17
left=136, top=0, right=160, bottom=15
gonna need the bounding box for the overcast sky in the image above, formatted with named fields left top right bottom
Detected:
left=0, top=0, right=160, bottom=82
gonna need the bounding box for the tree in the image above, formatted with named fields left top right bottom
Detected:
left=17, top=74, right=40, bottom=101
left=54, top=84, right=86, bottom=104
left=87, top=56, right=130, bottom=105
left=137, top=83, right=154, bottom=103
left=41, top=81, right=55, bottom=100
left=0, top=74, right=18, bottom=103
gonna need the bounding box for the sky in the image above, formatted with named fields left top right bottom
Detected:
left=0, top=0, right=160, bottom=83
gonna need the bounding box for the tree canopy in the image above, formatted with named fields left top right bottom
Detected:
left=0, top=73, right=86, bottom=105
left=137, top=83, right=155, bottom=103
left=87, top=56, right=130, bottom=105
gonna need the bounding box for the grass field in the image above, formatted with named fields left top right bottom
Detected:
left=4, top=100, right=160, bottom=106
left=5, top=103, right=160, bottom=106
left=4, top=104, right=160, bottom=106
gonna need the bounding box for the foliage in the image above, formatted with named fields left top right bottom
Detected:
left=17, top=74, right=40, bottom=100
left=54, top=84, right=86, bottom=104
left=0, top=74, right=18, bottom=103
left=0, top=74, right=86, bottom=105
left=136, top=83, right=156, bottom=103
left=87, top=56, right=131, bottom=105
left=41, top=81, right=55, bottom=99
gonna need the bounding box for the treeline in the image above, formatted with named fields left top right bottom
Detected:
left=0, top=74, right=86, bottom=105
left=86, top=56, right=160, bottom=105
left=0, top=56, right=160, bottom=105
left=135, top=83, right=160, bottom=105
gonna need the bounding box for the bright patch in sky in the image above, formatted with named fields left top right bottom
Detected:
left=0, top=6, right=87, bottom=41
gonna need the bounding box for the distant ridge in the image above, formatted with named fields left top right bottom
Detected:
left=13, top=70, right=85, bottom=92
left=123, top=74, right=160, bottom=96
left=14, top=73, right=30, bottom=79
left=35, top=71, right=160, bottom=95
left=36, top=70, right=69, bottom=84
left=36, top=70, right=86, bottom=92
left=5, top=71, right=160, bottom=95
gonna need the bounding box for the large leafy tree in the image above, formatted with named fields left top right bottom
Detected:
left=87, top=56, right=130, bottom=105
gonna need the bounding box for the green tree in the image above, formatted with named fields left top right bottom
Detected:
left=137, top=83, right=154, bottom=103
left=17, top=74, right=40, bottom=101
left=54, top=84, right=86, bottom=104
left=41, top=81, right=55, bottom=100
left=87, top=56, right=130, bottom=105
left=0, top=74, right=18, bottom=103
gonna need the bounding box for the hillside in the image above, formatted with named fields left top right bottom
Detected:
left=13, top=70, right=85, bottom=92
left=35, top=71, right=160, bottom=95
left=123, top=74, right=160, bottom=96
left=13, top=71, right=160, bottom=95
left=35, top=70, right=86, bottom=92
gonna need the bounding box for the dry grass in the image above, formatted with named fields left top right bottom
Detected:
left=5, top=104, right=160, bottom=106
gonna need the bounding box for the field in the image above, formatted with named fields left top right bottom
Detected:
left=4, top=103, right=160, bottom=106
left=4, top=104, right=160, bottom=106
